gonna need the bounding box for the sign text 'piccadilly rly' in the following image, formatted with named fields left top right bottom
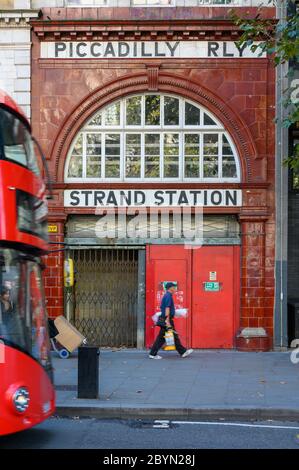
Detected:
left=41, top=41, right=266, bottom=60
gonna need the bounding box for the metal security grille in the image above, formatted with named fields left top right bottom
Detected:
left=65, top=249, right=138, bottom=347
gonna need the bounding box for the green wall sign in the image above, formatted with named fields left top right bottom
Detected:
left=204, top=282, right=220, bottom=292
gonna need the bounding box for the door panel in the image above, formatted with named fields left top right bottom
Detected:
left=146, top=245, right=240, bottom=349
left=191, top=246, right=240, bottom=348
left=145, top=245, right=191, bottom=349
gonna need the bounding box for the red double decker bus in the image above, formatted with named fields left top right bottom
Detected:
left=0, top=91, right=55, bottom=435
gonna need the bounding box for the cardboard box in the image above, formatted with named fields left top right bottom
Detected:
left=54, top=316, right=86, bottom=353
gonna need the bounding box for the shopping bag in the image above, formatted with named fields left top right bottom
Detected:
left=152, top=311, right=161, bottom=323
left=174, top=308, right=188, bottom=318
left=164, top=329, right=176, bottom=351
left=152, top=308, right=188, bottom=324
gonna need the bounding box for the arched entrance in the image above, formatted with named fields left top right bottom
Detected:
left=62, top=87, right=243, bottom=348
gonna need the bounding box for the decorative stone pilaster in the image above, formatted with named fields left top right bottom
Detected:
left=237, top=215, right=271, bottom=351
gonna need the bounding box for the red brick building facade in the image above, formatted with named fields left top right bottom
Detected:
left=31, top=6, right=276, bottom=350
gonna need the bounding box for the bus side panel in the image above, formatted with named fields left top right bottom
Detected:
left=0, top=161, right=48, bottom=252
left=0, top=345, right=55, bottom=436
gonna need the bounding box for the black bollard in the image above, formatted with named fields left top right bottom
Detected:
left=77, top=346, right=100, bottom=399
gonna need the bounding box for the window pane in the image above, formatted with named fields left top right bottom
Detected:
left=145, top=134, right=160, bottom=178
left=126, top=134, right=141, bottom=178
left=203, top=134, right=218, bottom=155
left=203, top=113, right=217, bottom=126
left=126, top=96, right=142, bottom=126
left=145, top=95, right=160, bottom=126
left=203, top=156, right=218, bottom=177
left=87, top=112, right=102, bottom=126
left=145, top=133, right=160, bottom=153
left=184, top=134, right=200, bottom=178
left=203, top=134, right=218, bottom=177
left=86, top=134, right=101, bottom=156
left=104, top=102, right=120, bottom=126
left=212, top=0, right=232, bottom=4
left=132, top=0, right=173, bottom=4
left=68, top=134, right=83, bottom=177
left=105, top=134, right=120, bottom=156
left=185, top=102, right=200, bottom=126
left=222, top=157, right=237, bottom=178
left=68, top=155, right=83, bottom=178
left=105, top=134, right=120, bottom=177
left=86, top=134, right=101, bottom=178
left=164, top=133, right=179, bottom=178
left=86, top=156, right=101, bottom=178
left=164, top=96, right=179, bottom=126
left=71, top=134, right=83, bottom=155
left=222, top=134, right=234, bottom=155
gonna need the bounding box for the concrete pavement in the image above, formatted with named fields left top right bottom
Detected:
left=52, top=349, right=299, bottom=421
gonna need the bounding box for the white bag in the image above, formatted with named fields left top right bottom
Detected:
left=174, top=308, right=188, bottom=318
left=152, top=308, right=188, bottom=323
left=152, top=311, right=161, bottom=323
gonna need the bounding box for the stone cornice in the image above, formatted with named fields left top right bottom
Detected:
left=0, top=9, right=40, bottom=28
left=31, top=20, right=254, bottom=42
left=31, top=9, right=276, bottom=41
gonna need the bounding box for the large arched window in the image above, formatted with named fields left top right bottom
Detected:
left=65, top=94, right=241, bottom=182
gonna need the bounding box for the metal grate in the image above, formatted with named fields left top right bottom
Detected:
left=65, top=249, right=138, bottom=347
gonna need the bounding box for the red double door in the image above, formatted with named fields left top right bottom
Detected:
left=145, top=245, right=240, bottom=349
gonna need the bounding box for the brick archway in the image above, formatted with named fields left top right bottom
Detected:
left=52, top=72, right=257, bottom=183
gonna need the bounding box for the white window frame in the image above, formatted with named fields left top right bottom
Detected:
left=130, top=0, right=176, bottom=6
left=65, top=93, right=241, bottom=183
left=57, top=0, right=274, bottom=8
left=65, top=0, right=107, bottom=6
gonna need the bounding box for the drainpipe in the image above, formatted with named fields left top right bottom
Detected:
left=274, top=0, right=289, bottom=349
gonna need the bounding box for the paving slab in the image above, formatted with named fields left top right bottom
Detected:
left=52, top=349, right=299, bottom=421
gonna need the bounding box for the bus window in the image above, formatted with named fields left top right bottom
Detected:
left=0, top=249, right=27, bottom=351
left=29, top=262, right=51, bottom=368
left=16, top=190, right=48, bottom=241
left=0, top=107, right=40, bottom=175
left=0, top=250, right=51, bottom=371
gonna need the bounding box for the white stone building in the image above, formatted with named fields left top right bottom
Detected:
left=0, top=1, right=40, bottom=119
